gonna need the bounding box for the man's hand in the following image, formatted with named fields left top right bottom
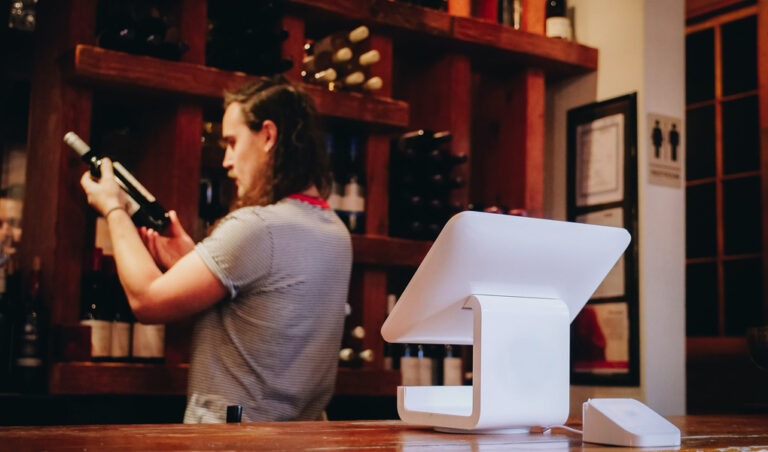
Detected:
left=80, top=158, right=127, bottom=216
left=139, top=210, right=195, bottom=271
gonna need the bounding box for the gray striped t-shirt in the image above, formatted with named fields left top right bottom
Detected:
left=183, top=198, right=352, bottom=423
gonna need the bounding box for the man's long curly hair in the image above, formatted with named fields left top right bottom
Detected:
left=223, top=76, right=331, bottom=208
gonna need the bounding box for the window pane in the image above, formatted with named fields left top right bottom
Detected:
left=721, top=15, right=757, bottom=96
left=686, top=105, right=716, bottom=180
left=686, top=29, right=714, bottom=104
left=723, top=176, right=762, bottom=255
left=724, top=258, right=763, bottom=335
left=722, top=96, right=759, bottom=174
left=686, top=183, right=717, bottom=258
left=686, top=262, right=719, bottom=336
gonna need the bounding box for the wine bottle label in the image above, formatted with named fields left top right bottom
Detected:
left=111, top=321, right=131, bottom=358
left=112, top=161, right=157, bottom=203
left=400, top=356, right=420, bottom=386
left=81, top=319, right=112, bottom=358
left=132, top=323, right=165, bottom=358
left=443, top=356, right=463, bottom=386
left=546, top=17, right=572, bottom=40
left=418, top=357, right=433, bottom=386
left=124, top=194, right=142, bottom=216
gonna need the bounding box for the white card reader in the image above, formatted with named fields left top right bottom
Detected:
left=582, top=398, right=681, bottom=447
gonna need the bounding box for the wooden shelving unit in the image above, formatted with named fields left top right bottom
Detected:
left=20, top=0, right=597, bottom=397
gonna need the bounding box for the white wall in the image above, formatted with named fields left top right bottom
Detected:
left=545, top=0, right=686, bottom=416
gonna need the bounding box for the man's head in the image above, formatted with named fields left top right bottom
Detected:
left=222, top=76, right=331, bottom=206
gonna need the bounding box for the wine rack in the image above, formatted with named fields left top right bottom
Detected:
left=21, top=0, right=596, bottom=397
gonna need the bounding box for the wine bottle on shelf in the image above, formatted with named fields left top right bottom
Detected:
left=132, top=320, right=165, bottom=364
left=442, top=345, right=463, bottom=386
left=400, top=344, right=420, bottom=386
left=498, top=0, right=522, bottom=29
left=312, top=25, right=370, bottom=61
left=338, top=136, right=365, bottom=234
left=395, top=130, right=452, bottom=157
left=14, top=256, right=46, bottom=393
left=325, top=133, right=343, bottom=211
left=339, top=347, right=374, bottom=368
left=546, top=0, right=572, bottom=40
left=107, top=257, right=132, bottom=362
left=339, top=324, right=373, bottom=368
left=333, top=49, right=382, bottom=90
left=330, top=71, right=365, bottom=91
left=64, top=131, right=170, bottom=232
left=416, top=344, right=434, bottom=386
left=80, top=248, right=112, bottom=362
left=302, top=47, right=353, bottom=77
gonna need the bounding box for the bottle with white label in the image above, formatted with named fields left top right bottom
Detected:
left=545, top=0, right=572, bottom=40
left=64, top=131, right=170, bottom=231
left=400, top=344, right=420, bottom=386
left=80, top=248, right=112, bottom=361
left=132, top=321, right=165, bottom=363
left=338, top=136, right=365, bottom=233
left=417, top=344, right=434, bottom=386
left=442, top=345, right=463, bottom=386
left=109, top=274, right=132, bottom=362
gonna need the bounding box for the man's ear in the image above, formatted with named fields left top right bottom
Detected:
left=262, top=119, right=278, bottom=153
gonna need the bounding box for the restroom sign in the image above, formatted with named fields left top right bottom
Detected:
left=648, top=113, right=683, bottom=188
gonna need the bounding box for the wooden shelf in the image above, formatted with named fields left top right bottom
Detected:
left=352, top=235, right=432, bottom=267
left=335, top=368, right=400, bottom=396
left=63, top=45, right=410, bottom=129
left=287, top=0, right=598, bottom=76
left=49, top=362, right=189, bottom=395
left=48, top=362, right=400, bottom=398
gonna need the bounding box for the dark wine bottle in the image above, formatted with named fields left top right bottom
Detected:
left=338, top=136, right=365, bottom=233
left=103, top=256, right=131, bottom=362
left=14, top=256, right=46, bottom=393
left=545, top=0, right=572, bottom=40
left=80, top=248, right=113, bottom=362
left=64, top=131, right=170, bottom=231
left=110, top=283, right=132, bottom=362
left=442, top=344, right=463, bottom=386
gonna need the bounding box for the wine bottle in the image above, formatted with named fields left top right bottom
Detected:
left=64, top=131, right=170, bottom=231
left=338, top=347, right=374, bottom=368
left=302, top=47, right=353, bottom=77
left=107, top=258, right=132, bottom=362
left=312, top=26, right=370, bottom=62
left=325, top=133, right=343, bottom=211
left=335, top=49, right=380, bottom=81
left=546, top=0, right=572, bottom=40
left=400, top=344, right=420, bottom=386
left=416, top=344, right=434, bottom=386
left=395, top=130, right=452, bottom=157
left=338, top=136, right=365, bottom=233
left=132, top=322, right=165, bottom=363
left=442, top=345, right=463, bottom=386
left=14, top=256, right=46, bottom=393
left=80, top=248, right=112, bottom=362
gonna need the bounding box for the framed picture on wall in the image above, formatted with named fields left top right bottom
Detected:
left=567, top=93, right=640, bottom=386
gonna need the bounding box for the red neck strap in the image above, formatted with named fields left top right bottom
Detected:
left=286, top=193, right=331, bottom=209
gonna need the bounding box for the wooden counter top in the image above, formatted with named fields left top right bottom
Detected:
left=0, top=415, right=766, bottom=450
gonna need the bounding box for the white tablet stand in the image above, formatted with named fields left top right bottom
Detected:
left=382, top=211, right=630, bottom=433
